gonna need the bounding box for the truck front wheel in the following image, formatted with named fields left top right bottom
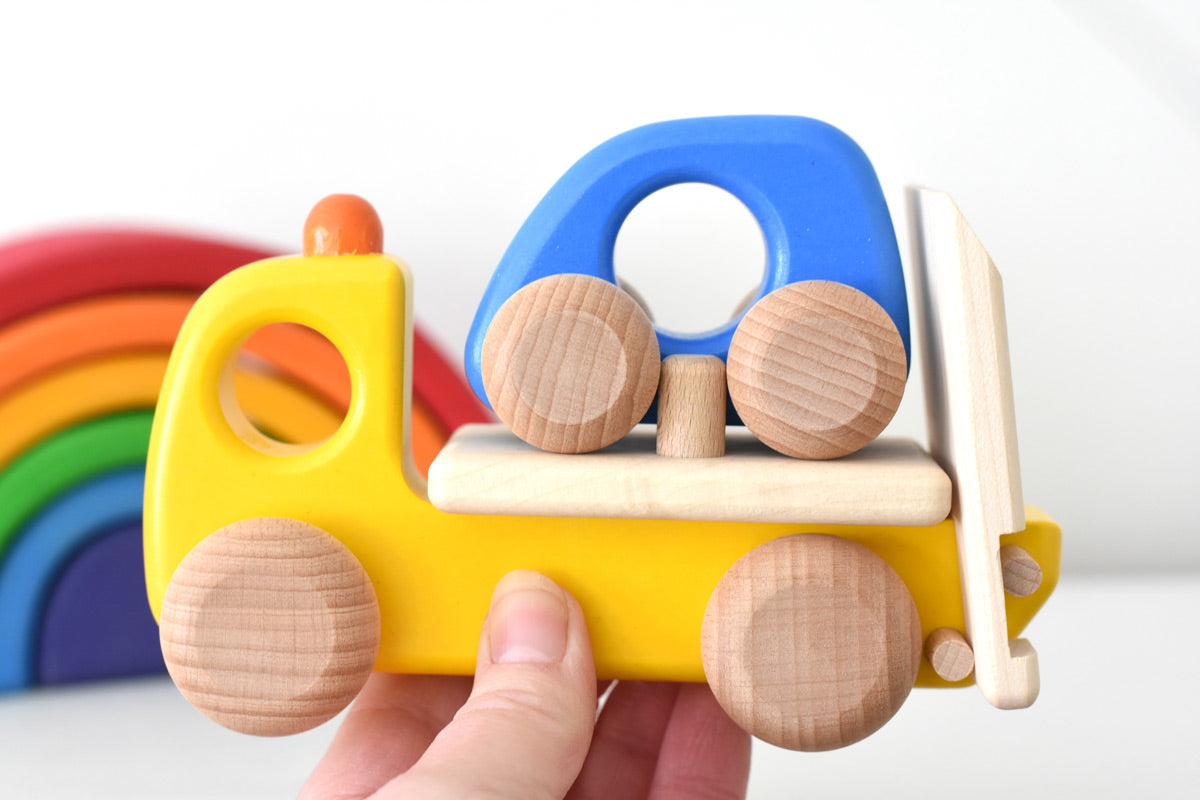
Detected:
left=159, top=517, right=380, bottom=736
left=701, top=534, right=921, bottom=751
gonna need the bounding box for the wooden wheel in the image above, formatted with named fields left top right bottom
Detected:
left=727, top=280, right=906, bottom=459
left=481, top=273, right=660, bottom=453
left=159, top=517, right=380, bottom=736
left=701, top=534, right=921, bottom=751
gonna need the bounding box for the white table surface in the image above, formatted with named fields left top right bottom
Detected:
left=1, top=574, right=1196, bottom=799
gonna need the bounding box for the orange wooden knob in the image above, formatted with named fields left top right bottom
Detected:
left=481, top=274, right=660, bottom=453
left=727, top=280, right=907, bottom=460
left=303, top=194, right=384, bottom=257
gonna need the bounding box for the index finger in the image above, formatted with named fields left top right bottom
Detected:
left=298, top=672, right=472, bottom=800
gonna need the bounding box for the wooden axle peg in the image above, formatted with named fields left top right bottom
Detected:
left=727, top=280, right=907, bottom=460
left=657, top=355, right=726, bottom=458
left=924, top=627, right=975, bottom=682
left=1000, top=544, right=1042, bottom=597
left=481, top=274, right=660, bottom=453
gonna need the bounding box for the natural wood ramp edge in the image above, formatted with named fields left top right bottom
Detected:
left=428, top=424, right=951, bottom=526
left=908, top=185, right=1037, bottom=709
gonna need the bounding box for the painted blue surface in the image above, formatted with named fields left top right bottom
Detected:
left=38, top=521, right=164, bottom=685
left=0, top=469, right=143, bottom=691
left=465, top=115, right=908, bottom=417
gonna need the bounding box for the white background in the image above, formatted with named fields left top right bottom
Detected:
left=2, top=1, right=1198, bottom=796
left=2, top=576, right=1197, bottom=797
left=4, top=0, right=1198, bottom=571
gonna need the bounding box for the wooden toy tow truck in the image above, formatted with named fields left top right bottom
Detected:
left=144, top=117, right=1060, bottom=752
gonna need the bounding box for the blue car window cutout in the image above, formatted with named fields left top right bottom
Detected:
left=465, top=115, right=908, bottom=421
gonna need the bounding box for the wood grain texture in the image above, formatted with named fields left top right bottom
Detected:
left=159, top=517, right=380, bottom=736
left=1000, top=545, right=1042, bottom=598
left=481, top=274, right=660, bottom=453
left=656, top=355, right=726, bottom=458
left=700, top=534, right=921, bottom=751
left=925, top=627, right=975, bottom=682
left=428, top=424, right=951, bottom=526
left=727, top=280, right=907, bottom=460
left=908, top=186, right=1037, bottom=709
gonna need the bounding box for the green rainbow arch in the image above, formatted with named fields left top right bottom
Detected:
left=0, top=469, right=145, bottom=689
left=0, top=412, right=152, bottom=556
left=0, top=227, right=489, bottom=692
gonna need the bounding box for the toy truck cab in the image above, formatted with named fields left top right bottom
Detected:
left=145, top=119, right=1060, bottom=751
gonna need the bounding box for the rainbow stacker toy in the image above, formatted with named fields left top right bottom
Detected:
left=145, top=116, right=1060, bottom=751
left=0, top=230, right=486, bottom=692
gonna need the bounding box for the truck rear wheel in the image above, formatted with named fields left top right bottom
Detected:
left=159, top=517, right=380, bottom=736
left=701, top=534, right=921, bottom=751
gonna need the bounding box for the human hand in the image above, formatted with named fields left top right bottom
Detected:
left=299, top=570, right=751, bottom=799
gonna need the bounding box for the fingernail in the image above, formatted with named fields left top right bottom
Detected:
left=488, top=571, right=569, bottom=664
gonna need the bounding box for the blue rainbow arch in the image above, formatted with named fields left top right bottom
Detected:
left=0, top=469, right=143, bottom=689
left=0, top=414, right=153, bottom=688
left=38, top=521, right=164, bottom=684
left=0, top=225, right=490, bottom=693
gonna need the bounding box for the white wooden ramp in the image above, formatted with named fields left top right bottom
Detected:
left=908, top=186, right=1038, bottom=709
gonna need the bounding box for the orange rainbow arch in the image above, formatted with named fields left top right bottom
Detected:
left=0, top=228, right=489, bottom=690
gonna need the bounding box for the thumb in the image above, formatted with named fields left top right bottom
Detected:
left=382, top=570, right=597, bottom=799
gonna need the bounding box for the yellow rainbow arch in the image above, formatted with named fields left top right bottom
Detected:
left=0, top=227, right=487, bottom=691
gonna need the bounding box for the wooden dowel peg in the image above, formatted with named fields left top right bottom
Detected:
left=1000, top=545, right=1042, bottom=597
left=924, top=627, right=975, bottom=682
left=657, top=355, right=726, bottom=458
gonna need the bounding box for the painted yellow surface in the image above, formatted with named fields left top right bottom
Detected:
left=145, top=254, right=1061, bottom=686
left=0, top=352, right=342, bottom=474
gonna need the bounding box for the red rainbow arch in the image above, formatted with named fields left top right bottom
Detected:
left=0, top=228, right=489, bottom=690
